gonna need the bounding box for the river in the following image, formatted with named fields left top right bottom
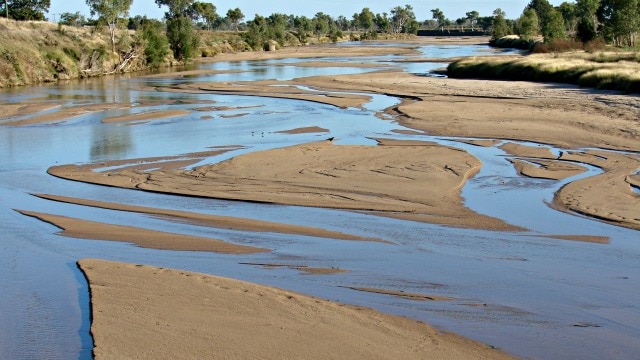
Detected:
left=0, top=43, right=638, bottom=359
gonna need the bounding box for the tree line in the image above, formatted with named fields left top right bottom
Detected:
left=1, top=0, right=638, bottom=66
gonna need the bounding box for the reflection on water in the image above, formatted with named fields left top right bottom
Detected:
left=90, top=125, right=133, bottom=161
left=0, top=43, right=639, bottom=360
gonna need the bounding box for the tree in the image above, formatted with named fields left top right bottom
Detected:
left=526, top=0, right=553, bottom=29
left=491, top=8, right=511, bottom=39
left=390, top=5, right=415, bottom=33
left=312, top=12, right=335, bottom=37
left=518, top=8, right=540, bottom=41
left=140, top=18, right=168, bottom=67
left=600, top=0, right=640, bottom=46
left=3, top=0, right=50, bottom=20
left=466, top=10, right=479, bottom=31
left=191, top=1, right=217, bottom=30
left=59, top=11, right=86, bottom=27
left=576, top=0, right=602, bottom=41
left=375, top=12, right=391, bottom=33
left=86, top=0, right=134, bottom=53
left=156, top=0, right=199, bottom=62
left=542, top=8, right=567, bottom=42
left=558, top=2, right=579, bottom=33
left=431, top=8, right=446, bottom=31
left=226, top=7, right=244, bottom=32
left=357, top=7, right=374, bottom=32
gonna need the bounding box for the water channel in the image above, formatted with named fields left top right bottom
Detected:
left=0, top=43, right=639, bottom=359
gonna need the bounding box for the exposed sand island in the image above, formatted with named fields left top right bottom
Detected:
left=49, top=139, right=520, bottom=231
left=155, top=61, right=638, bottom=231
left=78, top=258, right=514, bottom=360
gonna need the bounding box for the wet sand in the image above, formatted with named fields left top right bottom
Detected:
left=78, top=258, right=514, bottom=360
left=17, top=210, right=268, bottom=254
left=33, top=193, right=385, bottom=243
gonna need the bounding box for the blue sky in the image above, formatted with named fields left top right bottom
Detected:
left=48, top=0, right=568, bottom=22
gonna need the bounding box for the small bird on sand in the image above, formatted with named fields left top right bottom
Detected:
left=326, top=137, right=335, bottom=142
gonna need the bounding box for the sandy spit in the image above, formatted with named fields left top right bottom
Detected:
left=78, top=258, right=515, bottom=360
left=101, top=109, right=190, bottom=123
left=17, top=210, right=268, bottom=254
left=33, top=193, right=386, bottom=243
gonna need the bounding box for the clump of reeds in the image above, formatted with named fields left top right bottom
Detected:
left=448, top=53, right=640, bottom=93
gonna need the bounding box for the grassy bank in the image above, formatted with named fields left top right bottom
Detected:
left=0, top=18, right=403, bottom=88
left=448, top=52, right=640, bottom=93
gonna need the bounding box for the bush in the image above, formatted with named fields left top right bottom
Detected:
left=141, top=20, right=169, bottom=67
left=531, top=39, right=583, bottom=53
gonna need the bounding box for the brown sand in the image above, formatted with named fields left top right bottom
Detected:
left=132, top=56, right=639, bottom=232
left=343, top=287, right=455, bottom=301
left=4, top=102, right=132, bottom=126
left=553, top=150, right=640, bottom=230
left=49, top=139, right=521, bottom=231
left=34, top=41, right=639, bottom=231
left=33, top=193, right=386, bottom=243
left=101, top=109, right=191, bottom=123
left=239, top=262, right=349, bottom=275
left=164, top=79, right=372, bottom=109
left=538, top=234, right=610, bottom=244
left=78, top=258, right=514, bottom=360
left=275, top=126, right=329, bottom=134
left=17, top=210, right=268, bottom=253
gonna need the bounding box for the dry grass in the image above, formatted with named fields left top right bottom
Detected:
left=0, top=18, right=113, bottom=87
left=448, top=52, right=640, bottom=93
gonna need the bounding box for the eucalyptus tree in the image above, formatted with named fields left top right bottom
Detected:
left=491, top=8, right=511, bottom=39
left=518, top=8, right=540, bottom=40
left=226, top=7, right=244, bottom=32
left=155, top=0, right=199, bottom=62
left=558, top=1, right=579, bottom=33
left=600, top=0, right=640, bottom=46
left=312, top=12, right=334, bottom=37
left=390, top=4, right=415, bottom=33
left=86, top=0, right=134, bottom=53
left=431, top=8, right=446, bottom=31
left=356, top=7, right=375, bottom=32
left=466, top=10, right=479, bottom=30
left=576, top=0, right=601, bottom=41
left=526, top=0, right=553, bottom=29
left=542, top=8, right=567, bottom=42
left=4, top=0, right=50, bottom=20
left=191, top=1, right=217, bottom=30
left=59, top=11, right=86, bottom=27
left=375, top=12, right=391, bottom=33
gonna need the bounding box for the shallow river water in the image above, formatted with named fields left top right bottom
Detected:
left=1, top=44, right=639, bottom=359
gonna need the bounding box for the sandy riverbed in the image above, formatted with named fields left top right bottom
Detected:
left=7, top=37, right=640, bottom=357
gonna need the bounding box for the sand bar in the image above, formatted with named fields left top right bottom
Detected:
left=553, top=150, right=640, bottom=230
left=101, top=109, right=190, bottom=123
left=78, top=258, right=514, bottom=360
left=4, top=102, right=132, bottom=126
left=49, top=139, right=521, bottom=231
left=34, top=193, right=385, bottom=243
left=164, top=79, right=372, bottom=109
left=17, top=210, right=267, bottom=253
